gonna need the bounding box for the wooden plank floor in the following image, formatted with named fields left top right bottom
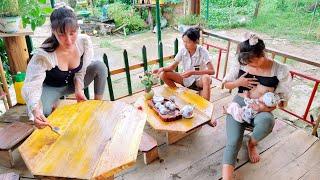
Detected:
left=1, top=86, right=319, bottom=180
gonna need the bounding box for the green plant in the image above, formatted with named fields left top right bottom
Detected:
left=139, top=71, right=158, bottom=91
left=177, top=14, right=206, bottom=25
left=68, top=0, right=78, bottom=8
left=19, top=0, right=52, bottom=31
left=0, top=0, right=20, bottom=17
left=108, top=2, right=146, bottom=33
left=0, top=39, right=13, bottom=85
left=276, top=0, right=288, bottom=10
left=164, top=0, right=182, bottom=4
left=0, top=0, right=51, bottom=30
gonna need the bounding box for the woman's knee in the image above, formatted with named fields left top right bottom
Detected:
left=254, top=112, right=275, bottom=131
left=88, top=61, right=108, bottom=76
left=252, top=112, right=275, bottom=141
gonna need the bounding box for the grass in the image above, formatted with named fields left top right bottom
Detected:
left=246, top=0, right=320, bottom=43
left=201, top=0, right=320, bottom=44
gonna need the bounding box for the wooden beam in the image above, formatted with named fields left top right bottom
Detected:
left=110, top=55, right=174, bottom=75
left=3, top=36, right=29, bottom=73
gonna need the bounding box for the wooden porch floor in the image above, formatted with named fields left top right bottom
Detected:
left=0, top=85, right=319, bottom=180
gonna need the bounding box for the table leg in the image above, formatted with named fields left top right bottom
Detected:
left=166, top=126, right=202, bottom=145
left=0, top=149, right=14, bottom=168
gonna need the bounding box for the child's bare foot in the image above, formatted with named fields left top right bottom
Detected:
left=208, top=118, right=217, bottom=127
left=247, top=138, right=260, bottom=163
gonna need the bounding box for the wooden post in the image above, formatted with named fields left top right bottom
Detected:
left=312, top=114, right=320, bottom=137
left=142, top=45, right=148, bottom=72
left=103, top=54, right=115, bottom=101
left=147, top=7, right=154, bottom=31
left=159, top=42, right=164, bottom=68
left=254, top=0, right=262, bottom=18
left=282, top=57, right=287, bottom=64
left=0, top=57, right=12, bottom=107
left=174, top=38, right=179, bottom=72
left=222, top=41, right=231, bottom=89
left=123, top=50, right=133, bottom=95
left=3, top=36, right=29, bottom=73
left=190, top=0, right=200, bottom=15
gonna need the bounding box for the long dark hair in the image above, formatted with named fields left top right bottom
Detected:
left=182, top=27, right=202, bottom=43
left=41, top=7, right=79, bottom=52
left=238, top=38, right=265, bottom=65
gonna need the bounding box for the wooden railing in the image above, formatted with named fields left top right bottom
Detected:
left=102, top=39, right=178, bottom=101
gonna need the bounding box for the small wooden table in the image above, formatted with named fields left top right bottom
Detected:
left=135, top=85, right=213, bottom=145
left=19, top=100, right=146, bottom=179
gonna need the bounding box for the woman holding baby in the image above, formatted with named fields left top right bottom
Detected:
left=215, top=34, right=292, bottom=179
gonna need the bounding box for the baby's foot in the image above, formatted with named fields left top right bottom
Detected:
left=208, top=118, right=217, bottom=127
left=247, top=138, right=260, bottom=163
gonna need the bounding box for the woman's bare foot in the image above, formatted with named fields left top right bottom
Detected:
left=247, top=138, right=260, bottom=163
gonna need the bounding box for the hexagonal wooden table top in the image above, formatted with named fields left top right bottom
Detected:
left=135, top=85, right=213, bottom=133
left=19, top=100, right=146, bottom=179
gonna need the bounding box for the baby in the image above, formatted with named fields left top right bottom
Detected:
left=226, top=91, right=281, bottom=124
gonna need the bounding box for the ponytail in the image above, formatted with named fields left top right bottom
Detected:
left=41, top=34, right=59, bottom=52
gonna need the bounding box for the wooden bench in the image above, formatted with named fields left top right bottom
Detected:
left=139, top=132, right=159, bottom=164
left=0, top=121, right=33, bottom=168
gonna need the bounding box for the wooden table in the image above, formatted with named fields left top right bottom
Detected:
left=135, top=85, right=213, bottom=144
left=0, top=30, right=33, bottom=73
left=19, top=100, right=146, bottom=179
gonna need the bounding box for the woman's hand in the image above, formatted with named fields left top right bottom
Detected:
left=236, top=72, right=259, bottom=89
left=75, top=90, right=87, bottom=102
left=32, top=108, right=49, bottom=129
left=181, top=70, right=194, bottom=78
left=153, top=67, right=163, bottom=75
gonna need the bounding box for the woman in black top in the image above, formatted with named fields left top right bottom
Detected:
left=22, top=4, right=107, bottom=129
left=215, top=34, right=292, bottom=180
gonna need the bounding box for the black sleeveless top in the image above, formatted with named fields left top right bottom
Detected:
left=238, top=69, right=279, bottom=93
left=44, top=56, right=83, bottom=87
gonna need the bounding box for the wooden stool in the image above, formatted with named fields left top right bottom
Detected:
left=0, top=172, right=19, bottom=180
left=139, top=132, right=159, bottom=164
left=0, top=122, right=33, bottom=168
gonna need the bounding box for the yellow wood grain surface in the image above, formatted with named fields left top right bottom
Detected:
left=135, top=86, right=213, bottom=133
left=19, top=100, right=146, bottom=179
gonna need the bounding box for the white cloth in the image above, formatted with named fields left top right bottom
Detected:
left=22, top=34, right=93, bottom=120
left=174, top=45, right=211, bottom=87
left=222, top=56, right=292, bottom=101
